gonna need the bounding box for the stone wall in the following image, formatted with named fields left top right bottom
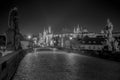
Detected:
left=0, top=50, right=26, bottom=80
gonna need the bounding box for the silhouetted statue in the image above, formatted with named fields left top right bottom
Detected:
left=6, top=7, right=22, bottom=50
left=104, top=19, right=119, bottom=51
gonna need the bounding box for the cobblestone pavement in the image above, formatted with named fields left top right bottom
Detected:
left=13, top=49, right=120, bottom=80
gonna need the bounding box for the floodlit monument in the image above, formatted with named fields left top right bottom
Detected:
left=104, top=19, right=119, bottom=51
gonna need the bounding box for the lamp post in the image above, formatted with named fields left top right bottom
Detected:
left=27, top=35, right=32, bottom=40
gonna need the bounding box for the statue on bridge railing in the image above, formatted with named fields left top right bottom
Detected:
left=103, top=19, right=119, bottom=52
left=6, top=7, right=22, bottom=50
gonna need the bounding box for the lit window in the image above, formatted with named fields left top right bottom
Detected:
left=93, top=46, right=96, bottom=49
left=93, top=41, right=96, bottom=43
left=82, top=41, right=85, bottom=43
left=89, top=41, right=91, bottom=43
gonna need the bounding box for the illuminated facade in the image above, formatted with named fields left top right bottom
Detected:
left=37, top=20, right=120, bottom=52
left=38, top=26, right=53, bottom=47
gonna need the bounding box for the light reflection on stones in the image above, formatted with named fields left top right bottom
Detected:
left=13, top=51, right=120, bottom=80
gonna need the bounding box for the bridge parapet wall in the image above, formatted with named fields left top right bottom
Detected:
left=0, top=50, right=25, bottom=80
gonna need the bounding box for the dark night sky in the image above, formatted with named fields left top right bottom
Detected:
left=0, top=0, right=120, bottom=34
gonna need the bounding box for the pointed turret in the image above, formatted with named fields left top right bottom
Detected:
left=73, top=27, right=76, bottom=33
left=48, top=26, right=51, bottom=33
left=76, top=24, right=80, bottom=33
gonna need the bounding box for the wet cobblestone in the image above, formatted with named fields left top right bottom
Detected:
left=13, top=50, right=120, bottom=80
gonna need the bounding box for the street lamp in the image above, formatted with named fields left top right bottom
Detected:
left=27, top=35, right=32, bottom=39
left=69, top=36, right=73, bottom=40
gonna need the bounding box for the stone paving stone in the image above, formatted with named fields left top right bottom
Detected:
left=13, top=50, right=120, bottom=80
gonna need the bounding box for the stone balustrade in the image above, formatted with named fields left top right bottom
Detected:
left=0, top=50, right=25, bottom=80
